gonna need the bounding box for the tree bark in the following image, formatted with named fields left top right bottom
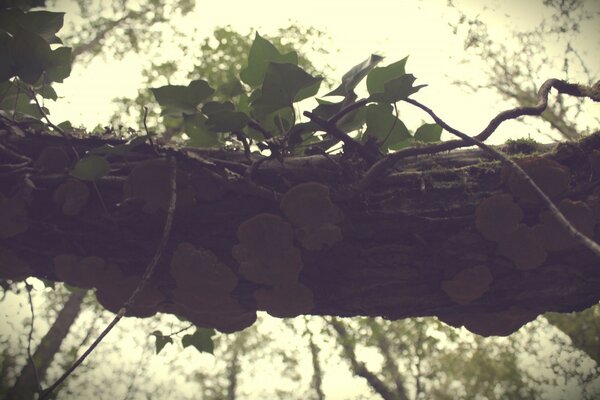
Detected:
left=1, top=131, right=599, bottom=337
left=5, top=290, right=86, bottom=400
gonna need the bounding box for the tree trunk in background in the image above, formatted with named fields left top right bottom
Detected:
left=5, top=290, right=86, bottom=400
left=329, top=318, right=409, bottom=400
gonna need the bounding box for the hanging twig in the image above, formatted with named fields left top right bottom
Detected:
left=39, top=154, right=178, bottom=399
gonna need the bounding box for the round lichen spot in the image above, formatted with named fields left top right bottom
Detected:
left=0, top=194, right=29, bottom=238
left=533, top=199, right=595, bottom=251
left=254, top=282, right=314, bottom=318
left=502, top=157, right=570, bottom=204
left=280, top=182, right=344, bottom=250
left=170, top=242, right=238, bottom=293
left=496, top=224, right=547, bottom=269
left=96, top=276, right=164, bottom=318
left=475, top=194, right=523, bottom=242
left=232, top=213, right=303, bottom=285
left=53, top=179, right=90, bottom=216
left=439, top=307, right=538, bottom=336
left=34, top=146, right=69, bottom=173
left=124, top=159, right=171, bottom=213
left=0, top=246, right=33, bottom=281
left=441, top=266, right=493, bottom=305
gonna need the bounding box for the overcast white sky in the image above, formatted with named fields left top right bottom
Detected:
left=47, top=0, right=600, bottom=144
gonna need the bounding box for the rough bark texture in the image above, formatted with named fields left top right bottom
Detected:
left=1, top=130, right=599, bottom=337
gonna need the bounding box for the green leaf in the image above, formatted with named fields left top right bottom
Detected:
left=0, top=31, right=15, bottom=81
left=0, top=9, right=65, bottom=44
left=183, top=113, right=221, bottom=148
left=38, top=85, right=57, bottom=100
left=70, top=155, right=110, bottom=181
left=202, top=101, right=234, bottom=115
left=45, top=46, right=72, bottom=83
left=57, top=120, right=73, bottom=130
left=414, top=123, right=443, bottom=143
left=240, top=32, right=298, bottom=88
left=182, top=328, right=215, bottom=354
left=10, top=27, right=51, bottom=84
left=206, top=110, right=250, bottom=132
left=364, top=103, right=411, bottom=149
left=251, top=62, right=322, bottom=114
left=151, top=80, right=214, bottom=115
left=366, top=57, right=408, bottom=95
left=388, top=138, right=416, bottom=151
left=311, top=99, right=366, bottom=133
left=326, top=54, right=384, bottom=97
left=217, top=78, right=245, bottom=98
left=368, top=74, right=427, bottom=103
left=150, top=330, right=173, bottom=354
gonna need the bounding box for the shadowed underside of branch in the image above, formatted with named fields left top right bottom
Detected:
left=1, top=130, right=599, bottom=337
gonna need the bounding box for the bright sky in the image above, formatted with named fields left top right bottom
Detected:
left=48, top=0, right=600, bottom=144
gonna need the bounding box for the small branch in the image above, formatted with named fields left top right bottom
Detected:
left=360, top=78, right=600, bottom=189
left=40, top=155, right=178, bottom=399
left=329, top=98, right=369, bottom=125
left=142, top=106, right=158, bottom=154
left=304, top=111, right=381, bottom=163
left=406, top=97, right=600, bottom=259
left=24, top=281, right=43, bottom=396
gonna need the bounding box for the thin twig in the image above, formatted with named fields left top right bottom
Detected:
left=329, top=98, right=369, bottom=125
left=360, top=78, right=600, bottom=189
left=39, top=155, right=178, bottom=399
left=24, top=280, right=43, bottom=396
left=27, top=87, right=80, bottom=161
left=406, top=97, right=600, bottom=259
left=304, top=111, right=381, bottom=163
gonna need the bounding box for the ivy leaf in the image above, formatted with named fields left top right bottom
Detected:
left=0, top=31, right=15, bottom=81
left=0, top=9, right=65, bottom=44
left=10, top=27, right=51, bottom=84
left=44, top=46, right=72, bottom=83
left=183, top=113, right=221, bottom=148
left=414, top=123, right=443, bottom=143
left=326, top=54, right=384, bottom=97
left=150, top=330, right=173, bottom=354
left=38, top=85, right=57, bottom=100
left=70, top=155, right=110, bottom=181
left=217, top=78, right=245, bottom=98
left=202, top=101, right=234, bottom=115
left=251, top=62, right=322, bottom=114
left=240, top=32, right=298, bottom=88
left=363, top=103, right=410, bottom=149
left=182, top=328, right=215, bottom=354
left=6, top=26, right=71, bottom=84
left=151, top=80, right=214, bottom=116
left=368, top=74, right=427, bottom=103
left=366, top=57, right=408, bottom=95
left=206, top=110, right=250, bottom=132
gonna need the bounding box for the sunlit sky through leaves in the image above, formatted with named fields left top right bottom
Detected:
left=47, top=0, right=600, bottom=144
